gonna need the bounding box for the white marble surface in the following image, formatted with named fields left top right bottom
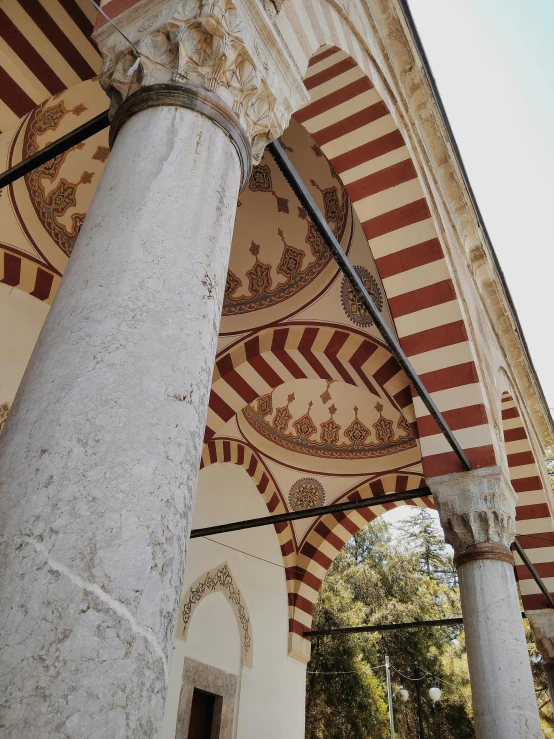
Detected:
left=429, top=467, right=542, bottom=739
left=0, top=105, right=241, bottom=737
left=459, top=558, right=543, bottom=739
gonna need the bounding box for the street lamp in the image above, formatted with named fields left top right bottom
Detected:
left=399, top=668, right=442, bottom=739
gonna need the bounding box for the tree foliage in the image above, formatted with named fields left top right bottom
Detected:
left=306, top=515, right=473, bottom=738
left=305, top=509, right=554, bottom=738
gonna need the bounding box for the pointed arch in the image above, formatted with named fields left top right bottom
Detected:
left=199, top=436, right=429, bottom=660
left=274, top=1, right=497, bottom=478
left=288, top=472, right=430, bottom=652
left=177, top=561, right=254, bottom=668
left=208, top=322, right=416, bottom=444
left=200, top=438, right=297, bottom=569
left=500, top=392, right=554, bottom=610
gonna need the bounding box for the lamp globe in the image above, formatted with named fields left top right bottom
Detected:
left=429, top=686, right=441, bottom=702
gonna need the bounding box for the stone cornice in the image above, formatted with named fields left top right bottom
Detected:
left=361, top=0, right=553, bottom=448
left=93, top=0, right=309, bottom=162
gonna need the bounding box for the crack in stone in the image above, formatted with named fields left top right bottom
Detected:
left=22, top=537, right=169, bottom=684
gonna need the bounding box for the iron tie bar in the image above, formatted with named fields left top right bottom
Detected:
left=267, top=140, right=471, bottom=472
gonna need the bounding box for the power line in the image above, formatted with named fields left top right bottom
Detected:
left=201, top=536, right=289, bottom=570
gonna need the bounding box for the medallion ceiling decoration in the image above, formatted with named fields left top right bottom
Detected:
left=242, top=382, right=415, bottom=460
left=341, top=266, right=384, bottom=327
left=222, top=119, right=353, bottom=333
left=289, top=478, right=325, bottom=511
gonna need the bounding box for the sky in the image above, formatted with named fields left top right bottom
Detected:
left=406, top=0, right=554, bottom=413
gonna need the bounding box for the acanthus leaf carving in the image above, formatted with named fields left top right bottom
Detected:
left=94, top=0, right=307, bottom=163
left=427, top=466, right=517, bottom=555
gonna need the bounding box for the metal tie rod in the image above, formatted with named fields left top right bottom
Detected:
left=305, top=612, right=528, bottom=637
left=0, top=111, right=110, bottom=190
left=190, top=487, right=433, bottom=538
left=267, top=140, right=471, bottom=472
left=513, top=538, right=554, bottom=610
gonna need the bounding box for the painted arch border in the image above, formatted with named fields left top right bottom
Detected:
left=496, top=368, right=554, bottom=611
left=276, top=0, right=497, bottom=478
left=177, top=561, right=254, bottom=668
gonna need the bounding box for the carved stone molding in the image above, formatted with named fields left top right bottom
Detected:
left=0, top=402, right=10, bottom=434
left=177, top=562, right=253, bottom=667
left=427, top=466, right=517, bottom=560
left=527, top=610, right=554, bottom=661
left=368, top=0, right=553, bottom=448
left=93, top=0, right=309, bottom=162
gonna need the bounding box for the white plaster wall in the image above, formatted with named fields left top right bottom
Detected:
left=162, top=463, right=307, bottom=739
left=0, top=284, right=48, bottom=404
left=162, top=592, right=242, bottom=739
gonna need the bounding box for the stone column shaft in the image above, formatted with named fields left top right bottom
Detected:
left=527, top=609, right=554, bottom=713
left=0, top=101, right=242, bottom=739
left=0, top=1, right=307, bottom=736
left=429, top=466, right=543, bottom=739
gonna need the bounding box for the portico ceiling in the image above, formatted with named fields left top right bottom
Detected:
left=1, top=6, right=553, bottom=626
left=0, top=67, right=425, bottom=569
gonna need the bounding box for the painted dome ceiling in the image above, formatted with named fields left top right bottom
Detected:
left=1, top=77, right=420, bottom=549
left=238, top=379, right=419, bottom=474
left=2, top=97, right=394, bottom=343
left=212, top=376, right=420, bottom=477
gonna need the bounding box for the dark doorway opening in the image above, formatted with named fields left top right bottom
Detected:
left=187, top=688, right=221, bottom=739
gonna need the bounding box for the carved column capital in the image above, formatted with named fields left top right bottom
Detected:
left=93, top=0, right=309, bottom=163
left=527, top=610, right=554, bottom=661
left=427, top=466, right=517, bottom=565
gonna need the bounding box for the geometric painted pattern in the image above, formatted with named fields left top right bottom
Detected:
left=289, top=478, right=325, bottom=511
left=207, top=323, right=415, bottom=445
left=502, top=393, right=554, bottom=610
left=291, top=38, right=497, bottom=478
left=200, top=434, right=432, bottom=640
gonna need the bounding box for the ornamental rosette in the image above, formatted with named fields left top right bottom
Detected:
left=95, top=0, right=305, bottom=162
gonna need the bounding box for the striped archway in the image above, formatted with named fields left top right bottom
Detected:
left=200, top=437, right=297, bottom=571
left=501, top=393, right=554, bottom=610
left=207, top=322, right=416, bottom=444
left=200, top=435, right=428, bottom=659
left=289, top=471, right=429, bottom=653
left=0, top=250, right=60, bottom=304
left=275, top=0, right=498, bottom=478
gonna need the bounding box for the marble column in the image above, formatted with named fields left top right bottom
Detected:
left=527, top=609, right=554, bottom=711
left=0, top=2, right=307, bottom=737
left=428, top=466, right=543, bottom=739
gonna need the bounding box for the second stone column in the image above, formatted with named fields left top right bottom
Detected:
left=428, top=467, right=543, bottom=739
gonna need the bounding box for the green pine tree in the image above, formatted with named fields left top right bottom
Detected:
left=396, top=507, right=455, bottom=583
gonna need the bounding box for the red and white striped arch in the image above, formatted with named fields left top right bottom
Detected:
left=501, top=393, right=554, bottom=610
left=0, top=0, right=99, bottom=133
left=0, top=250, right=60, bottom=305
left=199, top=438, right=429, bottom=652
left=289, top=472, right=430, bottom=640
left=200, top=438, right=297, bottom=573
left=275, top=0, right=497, bottom=477
left=293, top=46, right=494, bottom=478
left=207, top=323, right=415, bottom=444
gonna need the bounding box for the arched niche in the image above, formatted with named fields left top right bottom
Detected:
left=177, top=562, right=253, bottom=669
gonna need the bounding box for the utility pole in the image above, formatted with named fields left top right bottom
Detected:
left=385, top=655, right=395, bottom=739
left=414, top=664, right=425, bottom=739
